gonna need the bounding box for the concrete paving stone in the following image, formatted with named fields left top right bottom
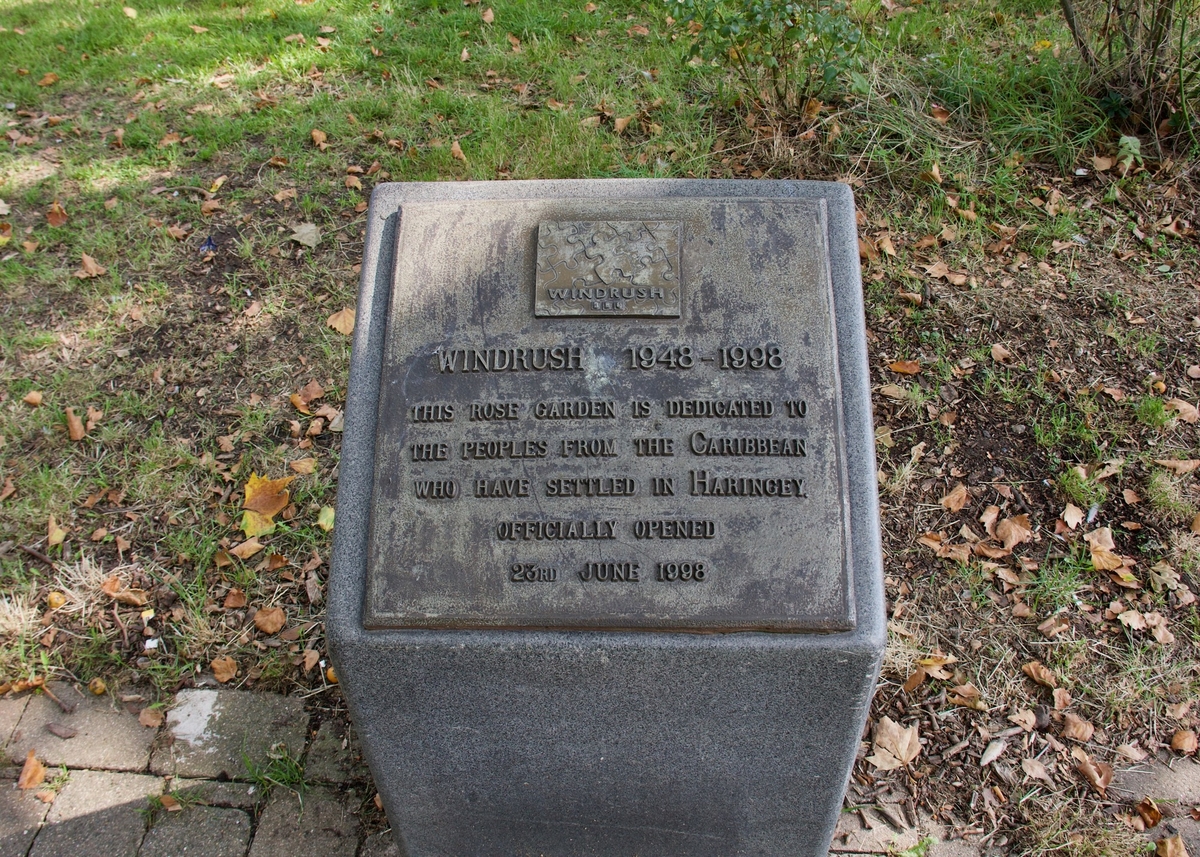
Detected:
left=246, top=786, right=358, bottom=857
left=0, top=786, right=51, bottom=857
left=358, top=830, right=401, bottom=857
left=304, top=719, right=359, bottom=784
left=170, top=778, right=262, bottom=809
left=28, top=769, right=163, bottom=857
left=9, top=682, right=156, bottom=772
left=830, top=807, right=976, bottom=857
left=1113, top=757, right=1200, bottom=808
left=0, top=695, right=29, bottom=750
left=139, top=805, right=252, bottom=857
left=150, top=690, right=307, bottom=780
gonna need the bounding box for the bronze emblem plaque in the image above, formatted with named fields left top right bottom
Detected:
left=365, top=197, right=852, bottom=632
left=534, top=220, right=682, bottom=317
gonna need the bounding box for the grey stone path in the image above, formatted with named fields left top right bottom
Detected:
left=0, top=682, right=1188, bottom=855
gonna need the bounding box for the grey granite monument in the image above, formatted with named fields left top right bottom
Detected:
left=328, top=180, right=884, bottom=856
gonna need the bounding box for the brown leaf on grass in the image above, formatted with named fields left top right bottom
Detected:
left=0, top=476, right=14, bottom=503
left=37, top=72, right=59, bottom=87
left=1158, top=834, right=1190, bottom=857
left=996, top=514, right=1032, bottom=550
left=17, top=750, right=46, bottom=789
left=344, top=174, right=362, bottom=190
left=930, top=104, right=951, bottom=122
left=1053, top=688, right=1073, bottom=710
left=1155, top=459, right=1200, bottom=475
left=64, top=407, right=86, bottom=440
left=289, top=458, right=317, bottom=475
left=1072, top=746, right=1113, bottom=795
left=1173, top=730, right=1198, bottom=754
left=1062, top=503, right=1084, bottom=529
left=1038, top=614, right=1070, bottom=639
left=254, top=606, right=286, bottom=635
left=211, top=656, right=237, bottom=683
left=889, top=360, right=921, bottom=375
left=1138, top=797, right=1164, bottom=829
left=1145, top=612, right=1175, bottom=644
left=101, top=574, right=147, bottom=606
left=1166, top=399, right=1200, bottom=423
left=85, top=406, right=103, bottom=432
left=949, top=683, right=986, bottom=711
left=1022, top=757, right=1053, bottom=783
left=303, top=649, right=321, bottom=673
left=1084, top=527, right=1125, bottom=571
left=507, top=33, right=521, bottom=51
left=451, top=139, right=467, bottom=163
left=1009, top=709, right=1037, bottom=731
left=291, top=379, right=325, bottom=414
left=46, top=201, right=68, bottom=227
left=158, top=132, right=182, bottom=148
left=327, top=307, right=355, bottom=335
left=991, top=343, right=1015, bottom=364
left=138, top=707, right=164, bottom=728
left=47, top=515, right=67, bottom=547
left=916, top=532, right=972, bottom=563
left=165, top=223, right=190, bottom=240
left=1062, top=712, right=1095, bottom=742
left=481, top=7, right=494, bottom=22
left=223, top=588, right=247, bottom=609
left=941, top=483, right=969, bottom=512
left=23, top=391, right=44, bottom=407
left=73, top=253, right=107, bottom=279
left=614, top=115, right=632, bottom=134
left=200, top=199, right=221, bottom=216
left=229, top=538, right=264, bottom=560
left=190, top=25, right=209, bottom=33
left=241, top=473, right=294, bottom=537
left=866, top=716, right=921, bottom=770
left=627, top=24, right=650, bottom=36
left=1022, top=660, right=1058, bottom=688
left=311, top=128, right=329, bottom=151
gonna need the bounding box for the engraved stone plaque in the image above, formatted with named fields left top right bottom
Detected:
left=365, top=197, right=852, bottom=632
left=534, top=220, right=682, bottom=316
left=330, top=180, right=883, bottom=857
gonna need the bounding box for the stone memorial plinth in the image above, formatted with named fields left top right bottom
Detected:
left=328, top=180, right=884, bottom=856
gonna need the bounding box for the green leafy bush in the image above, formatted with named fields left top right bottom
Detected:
left=669, top=0, right=862, bottom=113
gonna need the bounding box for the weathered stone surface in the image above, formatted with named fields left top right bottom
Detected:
left=140, top=805, right=252, bottom=857
left=304, top=719, right=360, bottom=784
left=169, top=778, right=262, bottom=809
left=247, top=787, right=358, bottom=857
left=358, top=830, right=402, bottom=857
left=9, top=682, right=156, bottom=772
left=1113, top=757, right=1200, bottom=853
left=0, top=694, right=29, bottom=749
left=329, top=181, right=885, bottom=857
left=0, top=787, right=50, bottom=857
left=28, top=770, right=162, bottom=857
left=150, top=689, right=306, bottom=779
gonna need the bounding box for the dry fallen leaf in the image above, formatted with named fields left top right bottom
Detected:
left=1155, top=459, right=1200, bottom=475
left=1022, top=757, right=1053, bottom=783
left=991, top=343, right=1015, bottom=364
left=1138, top=797, right=1164, bottom=829
left=241, top=473, right=295, bottom=538
left=980, top=738, right=1008, bottom=766
left=37, top=72, right=59, bottom=87
left=482, top=7, right=494, bottom=23
left=1073, top=746, right=1113, bottom=795
left=289, top=458, right=317, bottom=475
left=866, top=716, right=921, bottom=770
left=223, top=588, right=247, bottom=609
left=451, top=139, right=467, bottom=163
left=1062, top=503, right=1084, bottom=529
left=949, top=683, right=986, bottom=711
left=1053, top=687, right=1073, bottom=710
left=1173, top=730, right=1198, bottom=754
left=1084, top=527, right=1125, bottom=571
left=1062, top=712, right=1095, bottom=742
left=996, top=514, right=1032, bottom=550
left=46, top=201, right=68, bottom=227
left=211, top=656, right=237, bottom=683
left=229, top=538, right=264, bottom=560
left=101, top=574, right=148, bottom=606
left=254, top=606, right=286, bottom=635
left=73, top=253, right=107, bottom=279
left=889, top=360, right=921, bottom=375
left=1166, top=399, right=1200, bottom=423
left=1023, top=660, right=1058, bottom=688
left=23, top=391, right=43, bottom=407
left=327, top=307, right=355, bottom=335
left=17, top=750, right=46, bottom=789
left=1158, top=834, right=1190, bottom=857
left=941, top=483, right=970, bottom=512
left=64, top=407, right=86, bottom=441
left=139, top=707, right=164, bottom=728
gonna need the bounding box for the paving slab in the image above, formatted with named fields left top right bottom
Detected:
left=358, top=830, right=401, bottom=857
left=0, top=786, right=51, bottom=857
left=247, top=786, right=358, bottom=857
left=304, top=719, right=359, bottom=784
left=1113, top=758, right=1200, bottom=855
left=150, top=690, right=307, bottom=780
left=0, top=695, right=29, bottom=749
left=28, top=769, right=163, bottom=857
left=170, top=778, right=262, bottom=809
left=9, top=682, right=156, bottom=772
left=830, top=807, right=979, bottom=857
left=140, top=805, right=252, bottom=857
